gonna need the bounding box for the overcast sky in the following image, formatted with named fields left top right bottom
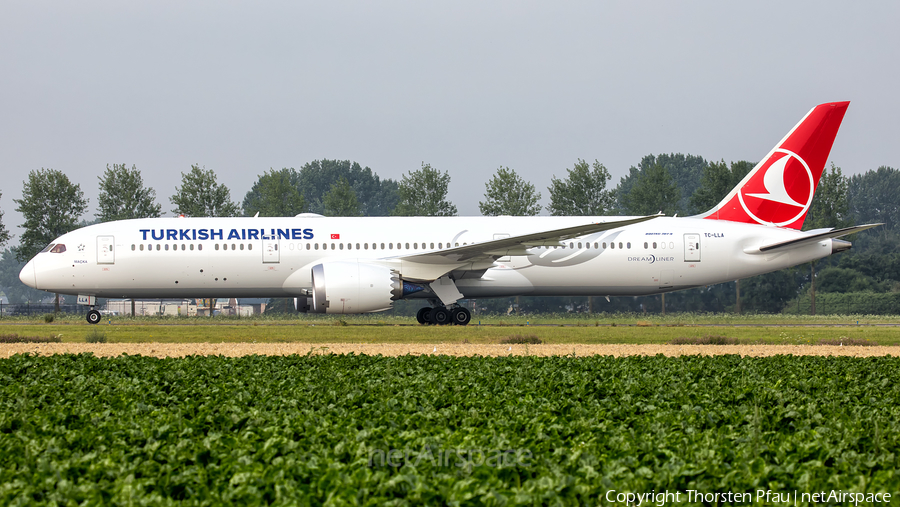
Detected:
left=2, top=1, right=898, bottom=245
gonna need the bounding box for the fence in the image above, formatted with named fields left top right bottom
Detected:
left=0, top=304, right=88, bottom=317
left=0, top=300, right=256, bottom=318
left=783, top=292, right=900, bottom=315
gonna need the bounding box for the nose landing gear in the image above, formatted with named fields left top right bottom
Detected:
left=416, top=305, right=471, bottom=326
left=86, top=309, right=102, bottom=325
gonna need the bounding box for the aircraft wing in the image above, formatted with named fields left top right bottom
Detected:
left=755, top=223, right=883, bottom=253
left=395, top=214, right=662, bottom=281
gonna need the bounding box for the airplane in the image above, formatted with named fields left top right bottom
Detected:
left=19, top=101, right=881, bottom=325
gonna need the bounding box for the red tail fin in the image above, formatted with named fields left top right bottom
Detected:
left=700, top=101, right=849, bottom=229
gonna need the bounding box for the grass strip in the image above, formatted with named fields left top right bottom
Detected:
left=1, top=322, right=899, bottom=345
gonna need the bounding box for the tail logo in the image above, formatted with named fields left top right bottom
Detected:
left=737, top=149, right=814, bottom=226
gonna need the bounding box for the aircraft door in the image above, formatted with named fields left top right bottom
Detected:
left=97, top=236, right=115, bottom=264
left=684, top=233, right=701, bottom=262
left=262, top=238, right=280, bottom=263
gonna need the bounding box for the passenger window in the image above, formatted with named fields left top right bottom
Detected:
left=619, top=242, right=623, bottom=249
left=240, top=244, right=244, bottom=250
left=232, top=244, right=236, bottom=250
left=627, top=242, right=631, bottom=249
left=215, top=244, right=220, bottom=251
left=198, top=244, right=203, bottom=251
left=140, top=244, right=144, bottom=251
left=190, top=244, right=194, bottom=251
left=165, top=244, right=169, bottom=251
left=356, top=243, right=360, bottom=249
left=405, top=243, right=410, bottom=249
left=669, top=242, right=674, bottom=249
left=182, top=244, right=186, bottom=251
left=315, top=244, right=319, bottom=250
left=340, top=243, right=344, bottom=250
left=248, top=244, right=252, bottom=250
left=156, top=244, right=161, bottom=251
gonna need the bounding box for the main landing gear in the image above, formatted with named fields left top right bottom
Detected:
left=87, top=309, right=102, bottom=325
left=416, top=306, right=472, bottom=326
left=418, top=276, right=470, bottom=325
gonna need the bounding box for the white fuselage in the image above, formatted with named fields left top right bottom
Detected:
left=20, top=215, right=834, bottom=301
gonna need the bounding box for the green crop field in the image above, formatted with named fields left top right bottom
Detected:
left=1, top=353, right=898, bottom=505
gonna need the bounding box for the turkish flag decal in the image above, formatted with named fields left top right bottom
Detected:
left=331, top=234, right=340, bottom=239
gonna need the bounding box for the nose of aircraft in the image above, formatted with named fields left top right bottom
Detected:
left=19, top=259, right=37, bottom=289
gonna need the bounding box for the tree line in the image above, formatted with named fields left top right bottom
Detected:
left=1, top=156, right=898, bottom=315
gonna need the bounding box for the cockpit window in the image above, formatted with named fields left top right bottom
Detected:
left=50, top=244, right=67, bottom=254
left=40, top=244, right=56, bottom=253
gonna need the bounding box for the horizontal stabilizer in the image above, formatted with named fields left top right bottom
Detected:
left=756, top=224, right=883, bottom=253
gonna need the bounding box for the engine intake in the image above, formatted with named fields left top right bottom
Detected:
left=310, top=261, right=420, bottom=314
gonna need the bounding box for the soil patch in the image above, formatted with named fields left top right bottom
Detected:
left=3, top=343, right=899, bottom=358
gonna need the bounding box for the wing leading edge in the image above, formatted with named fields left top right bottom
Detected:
left=396, top=214, right=663, bottom=282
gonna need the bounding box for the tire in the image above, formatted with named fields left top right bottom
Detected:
left=86, top=310, right=101, bottom=325
left=450, top=307, right=471, bottom=326
left=416, top=307, right=431, bottom=325
left=429, top=307, right=451, bottom=326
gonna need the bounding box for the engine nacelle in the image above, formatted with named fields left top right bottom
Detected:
left=310, top=261, right=403, bottom=314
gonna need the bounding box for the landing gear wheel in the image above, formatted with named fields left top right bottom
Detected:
left=450, top=307, right=471, bottom=326
left=416, top=307, right=432, bottom=325
left=86, top=310, right=101, bottom=325
left=429, top=307, right=451, bottom=326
